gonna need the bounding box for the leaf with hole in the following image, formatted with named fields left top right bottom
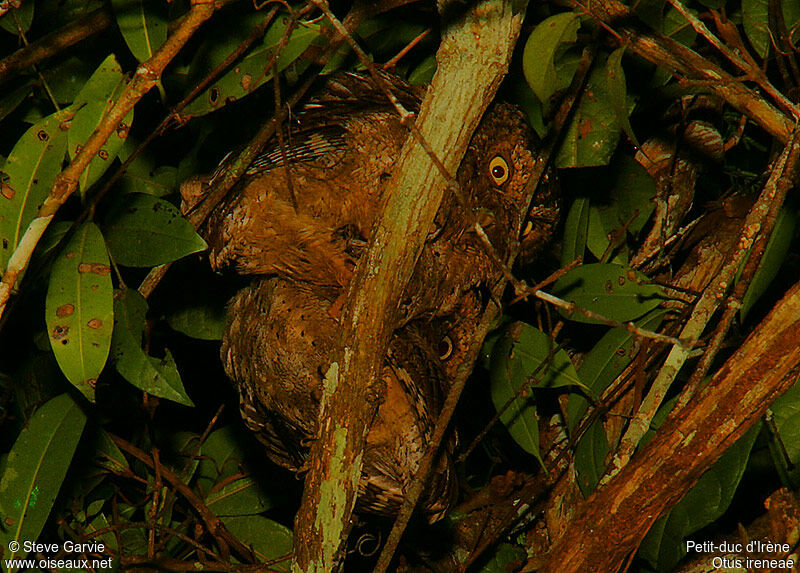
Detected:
left=183, top=15, right=321, bottom=117
left=45, top=222, right=113, bottom=401
left=551, top=263, right=665, bottom=324
left=0, top=108, right=70, bottom=273
left=0, top=394, right=86, bottom=568
left=68, top=54, right=134, bottom=195
left=556, top=60, right=621, bottom=168
left=102, top=193, right=206, bottom=267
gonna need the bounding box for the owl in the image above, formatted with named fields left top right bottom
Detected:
left=221, top=277, right=457, bottom=520
left=189, top=71, right=560, bottom=520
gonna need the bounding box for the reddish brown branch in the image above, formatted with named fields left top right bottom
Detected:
left=541, top=277, right=800, bottom=571
left=0, top=7, right=113, bottom=86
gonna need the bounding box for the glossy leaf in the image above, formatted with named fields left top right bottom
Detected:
left=45, top=222, right=113, bottom=401
left=551, top=263, right=665, bottom=324
left=490, top=322, right=581, bottom=460
left=0, top=109, right=70, bottom=272
left=68, top=54, right=133, bottom=194
left=605, top=46, right=639, bottom=148
left=567, top=310, right=666, bottom=435
left=742, top=0, right=770, bottom=58
left=165, top=299, right=227, bottom=341
left=222, top=515, right=292, bottom=570
left=573, top=417, right=609, bottom=496
left=556, top=61, right=621, bottom=168
left=195, top=426, right=248, bottom=494
left=408, top=55, right=437, bottom=86
left=561, top=197, right=590, bottom=266
left=0, top=394, right=87, bottom=567
left=0, top=0, right=33, bottom=34
left=110, top=288, right=194, bottom=406
left=183, top=16, right=321, bottom=117
left=111, top=0, right=168, bottom=63
left=766, top=377, right=800, bottom=486
left=206, top=477, right=275, bottom=516
left=479, top=542, right=527, bottom=573
left=102, top=193, right=206, bottom=267
left=0, top=81, right=32, bottom=122
left=522, top=12, right=581, bottom=105
left=740, top=208, right=797, bottom=320
left=638, top=426, right=759, bottom=571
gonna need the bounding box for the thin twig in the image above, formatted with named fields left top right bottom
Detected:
left=606, top=123, right=800, bottom=482
left=535, top=290, right=684, bottom=346
left=0, top=0, right=219, bottom=321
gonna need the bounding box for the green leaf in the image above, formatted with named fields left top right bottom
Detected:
left=766, top=376, right=800, bottom=486
left=0, top=0, right=34, bottom=34
left=110, top=288, right=194, bottom=406
left=479, top=542, right=527, bottom=572
left=490, top=322, right=581, bottom=460
left=0, top=108, right=70, bottom=273
left=408, top=55, right=437, bottom=86
left=102, top=193, right=206, bottom=267
left=561, top=197, right=590, bottom=266
left=0, top=81, right=32, bottom=123
left=111, top=0, right=168, bottom=63
left=45, top=222, right=113, bottom=401
left=740, top=208, right=797, bottom=320
left=183, top=15, right=321, bottom=117
left=638, top=426, right=759, bottom=571
left=556, top=60, right=621, bottom=168
left=221, top=515, right=292, bottom=570
left=567, top=310, right=666, bottom=435
left=0, top=394, right=87, bottom=568
left=165, top=301, right=226, bottom=341
left=742, top=0, right=770, bottom=58
left=573, top=416, right=609, bottom=496
left=206, top=477, right=275, bottom=516
left=551, top=263, right=665, bottom=324
left=605, top=46, right=639, bottom=148
left=522, top=12, right=581, bottom=105
left=68, top=54, right=134, bottom=194
left=196, top=426, right=248, bottom=494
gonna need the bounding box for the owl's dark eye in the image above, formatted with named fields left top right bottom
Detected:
left=489, top=156, right=510, bottom=186
left=438, top=336, right=453, bottom=360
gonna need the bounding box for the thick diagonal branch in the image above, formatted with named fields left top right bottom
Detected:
left=290, top=0, right=525, bottom=570
left=542, top=276, right=800, bottom=571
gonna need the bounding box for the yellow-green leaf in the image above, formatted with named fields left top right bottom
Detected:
left=102, top=193, right=207, bottom=267
left=0, top=394, right=86, bottom=569
left=68, top=54, right=133, bottom=195
left=111, top=0, right=168, bottom=63
left=45, top=222, right=113, bottom=401
left=0, top=109, right=70, bottom=272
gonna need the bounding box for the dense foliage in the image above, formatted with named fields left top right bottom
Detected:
left=0, top=0, right=799, bottom=571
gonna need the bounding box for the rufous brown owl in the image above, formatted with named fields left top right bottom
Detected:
left=183, top=71, right=559, bottom=520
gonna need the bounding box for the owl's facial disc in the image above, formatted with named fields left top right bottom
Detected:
left=489, top=155, right=510, bottom=186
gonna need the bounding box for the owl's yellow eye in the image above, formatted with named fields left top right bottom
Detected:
left=489, top=156, right=509, bottom=186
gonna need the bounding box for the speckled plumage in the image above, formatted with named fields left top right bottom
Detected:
left=185, top=71, right=559, bottom=520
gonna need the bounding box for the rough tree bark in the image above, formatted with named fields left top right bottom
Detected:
left=542, top=251, right=800, bottom=571
left=290, top=0, right=527, bottom=570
